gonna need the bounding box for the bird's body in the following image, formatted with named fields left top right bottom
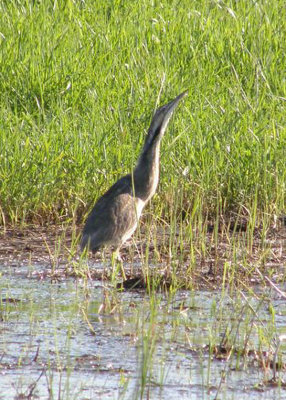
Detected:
left=81, top=174, right=142, bottom=253
left=81, top=91, right=187, bottom=257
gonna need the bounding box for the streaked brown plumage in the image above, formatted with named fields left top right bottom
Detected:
left=81, top=91, right=187, bottom=259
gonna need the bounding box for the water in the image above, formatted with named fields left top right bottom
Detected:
left=1, top=263, right=286, bottom=399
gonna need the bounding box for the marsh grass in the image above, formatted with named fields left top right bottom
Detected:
left=0, top=0, right=285, bottom=290
left=1, top=2, right=286, bottom=397
left=1, top=266, right=286, bottom=399
left=0, top=0, right=285, bottom=227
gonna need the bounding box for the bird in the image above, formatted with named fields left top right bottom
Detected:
left=80, top=90, right=188, bottom=261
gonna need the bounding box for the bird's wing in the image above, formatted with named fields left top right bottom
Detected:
left=81, top=175, right=138, bottom=250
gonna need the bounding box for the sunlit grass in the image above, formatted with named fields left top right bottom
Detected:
left=0, top=0, right=285, bottom=230
left=1, top=4, right=286, bottom=398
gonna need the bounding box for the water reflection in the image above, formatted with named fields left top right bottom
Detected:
left=0, top=265, right=285, bottom=399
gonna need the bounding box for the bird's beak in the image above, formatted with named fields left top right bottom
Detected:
left=143, top=89, right=188, bottom=152
left=163, top=90, right=188, bottom=117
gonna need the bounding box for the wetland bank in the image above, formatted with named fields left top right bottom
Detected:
left=1, top=0, right=286, bottom=398
left=1, top=223, right=286, bottom=399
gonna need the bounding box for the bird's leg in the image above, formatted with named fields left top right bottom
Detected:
left=111, top=248, right=126, bottom=281
left=113, top=248, right=122, bottom=262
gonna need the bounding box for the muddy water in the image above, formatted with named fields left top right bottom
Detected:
left=1, top=264, right=286, bottom=399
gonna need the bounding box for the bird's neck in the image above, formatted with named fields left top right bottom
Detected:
left=133, top=143, right=161, bottom=202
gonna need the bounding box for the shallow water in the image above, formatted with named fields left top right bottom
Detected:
left=1, top=264, right=286, bottom=399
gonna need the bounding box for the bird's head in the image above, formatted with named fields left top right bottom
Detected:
left=146, top=90, right=188, bottom=147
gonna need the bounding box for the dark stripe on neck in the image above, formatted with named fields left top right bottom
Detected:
left=143, top=125, right=161, bottom=153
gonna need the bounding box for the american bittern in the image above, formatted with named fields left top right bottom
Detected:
left=81, top=91, right=187, bottom=260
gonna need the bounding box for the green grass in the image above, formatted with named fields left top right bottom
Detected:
left=2, top=258, right=286, bottom=399
left=1, top=4, right=286, bottom=397
left=0, top=0, right=285, bottom=228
